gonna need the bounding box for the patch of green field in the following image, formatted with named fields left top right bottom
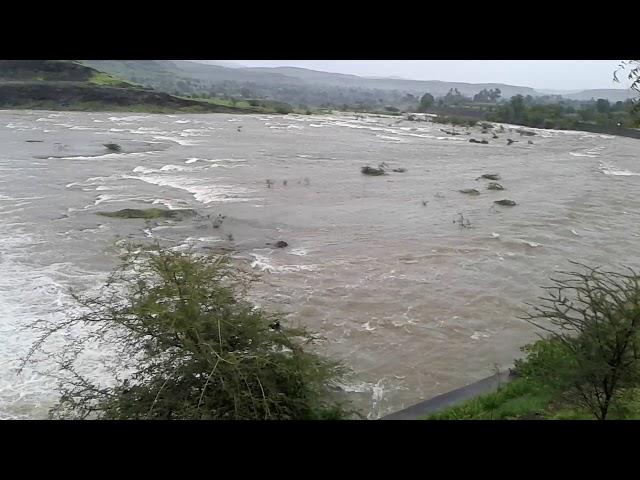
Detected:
left=424, top=379, right=557, bottom=420
left=88, top=72, right=135, bottom=88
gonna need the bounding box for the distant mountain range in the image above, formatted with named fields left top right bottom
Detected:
left=78, top=60, right=636, bottom=108
left=185, top=61, right=635, bottom=102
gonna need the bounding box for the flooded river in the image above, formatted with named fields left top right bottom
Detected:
left=1, top=110, right=639, bottom=419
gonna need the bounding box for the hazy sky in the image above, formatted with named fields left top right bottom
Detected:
left=199, top=60, right=631, bottom=91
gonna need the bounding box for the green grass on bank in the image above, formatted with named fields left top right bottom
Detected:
left=425, top=352, right=640, bottom=420
left=3, top=100, right=229, bottom=114
left=425, top=377, right=640, bottom=420
left=88, top=71, right=137, bottom=88
left=424, top=378, right=557, bottom=420
left=189, top=96, right=300, bottom=115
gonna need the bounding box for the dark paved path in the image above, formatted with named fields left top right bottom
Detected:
left=380, top=371, right=513, bottom=420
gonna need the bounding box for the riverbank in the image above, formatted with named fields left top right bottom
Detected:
left=381, top=371, right=513, bottom=420
left=0, top=60, right=297, bottom=115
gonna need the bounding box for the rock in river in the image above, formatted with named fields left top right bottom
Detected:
left=479, top=173, right=501, bottom=180
left=494, top=199, right=517, bottom=206
left=267, top=240, right=289, bottom=248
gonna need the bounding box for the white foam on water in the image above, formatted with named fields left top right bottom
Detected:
left=108, top=115, right=151, bottom=122
left=289, top=247, right=309, bottom=256
left=336, top=380, right=375, bottom=394
left=249, top=253, right=318, bottom=274
left=569, top=152, right=597, bottom=158
left=94, top=194, right=119, bottom=206
left=159, top=164, right=190, bottom=172
left=84, top=174, right=124, bottom=185
left=208, top=158, right=246, bottom=163
left=47, top=152, right=154, bottom=161
left=179, top=130, right=210, bottom=138
left=82, top=224, right=111, bottom=235
left=184, top=236, right=224, bottom=243
left=376, top=135, right=403, bottom=143
left=0, top=227, right=112, bottom=419
left=522, top=241, right=542, bottom=247
left=185, top=158, right=199, bottom=164
left=151, top=198, right=187, bottom=210
left=599, top=163, right=640, bottom=176
left=470, top=331, right=491, bottom=340
left=132, top=165, right=154, bottom=174
left=0, top=195, right=46, bottom=202
left=130, top=174, right=256, bottom=204
left=362, top=321, right=376, bottom=332
left=152, top=135, right=200, bottom=146
left=436, top=136, right=468, bottom=142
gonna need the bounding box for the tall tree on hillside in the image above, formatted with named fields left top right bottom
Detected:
left=418, top=92, right=435, bottom=111
left=473, top=89, right=490, bottom=102
left=443, top=88, right=468, bottom=106
left=510, top=95, right=526, bottom=121
left=596, top=98, right=610, bottom=114
left=473, top=88, right=502, bottom=103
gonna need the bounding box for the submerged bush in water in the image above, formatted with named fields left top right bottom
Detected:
left=103, top=143, right=122, bottom=152
left=361, top=166, right=386, bottom=176
left=494, top=199, right=516, bottom=206
left=97, top=208, right=196, bottom=220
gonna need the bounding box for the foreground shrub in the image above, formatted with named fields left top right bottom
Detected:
left=521, top=263, right=640, bottom=420
left=24, top=244, right=350, bottom=420
left=428, top=264, right=640, bottom=420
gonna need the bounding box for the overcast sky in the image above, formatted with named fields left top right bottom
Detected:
left=198, top=60, right=631, bottom=91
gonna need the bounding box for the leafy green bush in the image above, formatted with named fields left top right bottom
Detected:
left=426, top=378, right=555, bottom=420
left=25, top=245, right=351, bottom=420
left=429, top=264, right=640, bottom=420
left=521, top=264, right=640, bottom=420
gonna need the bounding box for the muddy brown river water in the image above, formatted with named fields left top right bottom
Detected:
left=1, top=109, right=639, bottom=419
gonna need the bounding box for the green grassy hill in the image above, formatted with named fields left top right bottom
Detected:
left=0, top=60, right=291, bottom=114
